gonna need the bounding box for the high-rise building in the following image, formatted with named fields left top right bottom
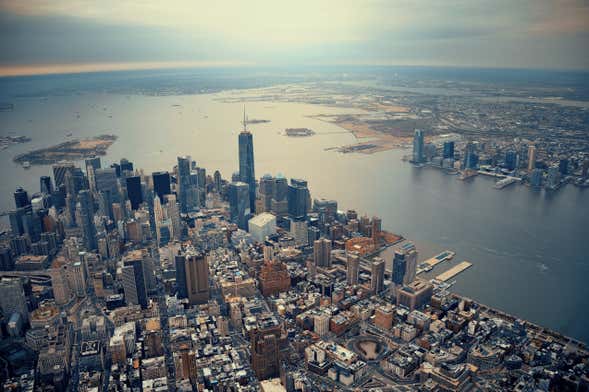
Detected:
left=527, top=145, right=537, bottom=172
left=399, top=242, right=418, bottom=285
left=546, top=166, right=561, bottom=190
left=238, top=112, right=256, bottom=213
left=313, top=238, right=332, bottom=268
left=77, top=190, right=97, bottom=250
left=122, top=254, right=149, bottom=308
left=95, top=168, right=120, bottom=202
left=119, top=158, right=133, bottom=173
left=13, top=187, right=30, bottom=209
left=258, top=174, right=275, bottom=212
left=392, top=251, right=406, bottom=286
left=0, top=278, right=29, bottom=322
left=443, top=141, right=455, bottom=159
left=85, top=157, right=101, bottom=192
left=313, top=198, right=338, bottom=223
left=152, top=171, right=171, bottom=203
left=371, top=257, right=385, bottom=293
left=559, top=158, right=569, bottom=176
left=177, top=156, right=192, bottom=213
left=463, top=142, right=478, bottom=170
left=346, top=252, right=360, bottom=286
left=287, top=179, right=311, bottom=219
left=530, top=168, right=543, bottom=187
left=250, top=314, right=283, bottom=381
left=126, top=176, right=143, bottom=210
left=412, top=129, right=425, bottom=163
left=52, top=161, right=75, bottom=188
left=184, top=250, right=209, bottom=305
left=40, top=176, right=53, bottom=195
left=65, top=167, right=87, bottom=198
left=228, top=182, right=250, bottom=230
left=175, top=252, right=188, bottom=299
left=0, top=247, right=14, bottom=271
left=290, top=218, right=308, bottom=246
left=213, top=170, right=222, bottom=192
left=505, top=150, right=518, bottom=171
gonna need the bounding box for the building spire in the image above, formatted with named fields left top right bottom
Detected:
left=242, top=105, right=247, bottom=132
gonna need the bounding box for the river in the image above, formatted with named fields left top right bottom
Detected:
left=0, top=90, right=587, bottom=343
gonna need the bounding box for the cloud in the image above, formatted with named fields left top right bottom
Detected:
left=0, top=0, right=587, bottom=72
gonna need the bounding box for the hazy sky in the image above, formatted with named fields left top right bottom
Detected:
left=1, top=0, right=588, bottom=75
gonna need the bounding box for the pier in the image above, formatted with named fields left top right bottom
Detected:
left=416, top=250, right=455, bottom=274
left=435, top=261, right=472, bottom=282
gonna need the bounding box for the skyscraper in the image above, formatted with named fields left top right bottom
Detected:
left=313, top=238, right=332, bottom=268
left=52, top=161, right=75, bottom=188
left=463, top=142, right=478, bottom=170
left=126, top=175, right=143, bottom=210
left=95, top=168, right=120, bottom=202
left=412, top=129, right=425, bottom=164
left=228, top=182, right=250, bottom=230
left=177, top=156, right=192, bottom=213
left=13, top=187, right=30, bottom=209
left=392, top=251, right=406, bottom=286
left=371, top=257, right=385, bottom=293
left=213, top=170, right=222, bottom=192
left=250, top=314, right=283, bottom=381
left=287, top=179, right=311, bottom=220
left=238, top=111, right=256, bottom=213
left=77, top=190, right=97, bottom=250
left=122, top=254, right=149, bottom=308
left=119, top=158, right=133, bottom=173
left=152, top=171, right=171, bottom=203
left=184, top=250, right=209, bottom=305
left=527, top=145, right=537, bottom=172
left=175, top=252, right=188, bottom=299
left=85, top=157, right=101, bottom=192
left=443, top=141, right=455, bottom=159
left=40, top=176, right=53, bottom=195
left=346, top=252, right=360, bottom=286
left=400, top=242, right=418, bottom=285
left=0, top=278, right=29, bottom=322
left=505, top=150, right=518, bottom=171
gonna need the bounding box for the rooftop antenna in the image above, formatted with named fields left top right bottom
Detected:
left=242, top=105, right=247, bottom=132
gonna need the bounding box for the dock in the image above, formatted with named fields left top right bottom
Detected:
left=417, top=250, right=455, bottom=274
left=435, top=261, right=472, bottom=282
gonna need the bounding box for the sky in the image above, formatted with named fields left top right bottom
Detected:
left=0, top=0, right=588, bottom=76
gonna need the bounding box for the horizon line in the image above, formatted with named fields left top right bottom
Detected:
left=1, top=60, right=588, bottom=78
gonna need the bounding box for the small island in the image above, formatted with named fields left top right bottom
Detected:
left=246, top=119, right=270, bottom=124
left=13, top=134, right=118, bottom=165
left=285, top=128, right=315, bottom=137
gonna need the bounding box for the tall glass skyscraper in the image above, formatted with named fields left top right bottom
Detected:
left=126, top=175, right=143, bottom=210
left=77, top=189, right=97, bottom=250
left=238, top=115, right=256, bottom=213
left=228, top=182, right=250, bottom=230
left=152, top=171, right=171, bottom=203
left=177, top=156, right=192, bottom=213
left=412, top=129, right=425, bottom=163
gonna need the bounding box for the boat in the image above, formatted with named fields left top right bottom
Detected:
left=494, top=177, right=518, bottom=189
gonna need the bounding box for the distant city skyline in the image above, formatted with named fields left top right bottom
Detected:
left=1, top=0, right=588, bottom=76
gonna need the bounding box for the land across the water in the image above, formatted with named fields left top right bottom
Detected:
left=13, top=134, right=117, bottom=165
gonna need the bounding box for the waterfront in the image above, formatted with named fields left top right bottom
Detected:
left=0, top=91, right=588, bottom=343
